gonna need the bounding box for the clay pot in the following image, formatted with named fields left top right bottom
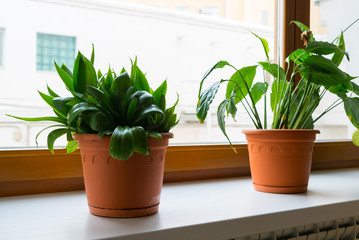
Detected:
left=74, top=133, right=173, bottom=218
left=242, top=129, right=320, bottom=194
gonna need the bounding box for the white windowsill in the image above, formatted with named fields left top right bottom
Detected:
left=1, top=168, right=359, bottom=240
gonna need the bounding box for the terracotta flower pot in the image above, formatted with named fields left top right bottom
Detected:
left=74, top=133, right=173, bottom=218
left=242, top=129, right=320, bottom=194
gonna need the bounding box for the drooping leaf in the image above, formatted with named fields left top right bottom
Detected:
left=250, top=82, right=268, bottom=105
left=344, top=97, right=359, bottom=129
left=332, top=31, right=346, bottom=66
left=225, top=65, right=257, bottom=104
left=130, top=126, right=149, bottom=155
left=352, top=129, right=359, bottom=147
left=132, top=104, right=164, bottom=126
left=196, top=81, right=222, bottom=123
left=227, top=89, right=237, bottom=119
left=198, top=61, right=231, bottom=98
left=47, top=128, right=69, bottom=153
left=299, top=55, right=353, bottom=87
left=217, top=99, right=234, bottom=148
left=291, top=20, right=310, bottom=32
left=90, top=112, right=115, bottom=132
left=66, top=140, right=78, bottom=153
left=67, top=102, right=99, bottom=125
left=252, top=32, right=270, bottom=60
left=305, top=41, right=349, bottom=61
left=6, top=114, right=67, bottom=124
left=110, top=126, right=134, bottom=160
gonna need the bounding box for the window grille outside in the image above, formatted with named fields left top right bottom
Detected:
left=36, top=33, right=76, bottom=71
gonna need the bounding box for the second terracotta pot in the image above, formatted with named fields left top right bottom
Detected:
left=74, top=133, right=173, bottom=218
left=242, top=129, right=320, bottom=194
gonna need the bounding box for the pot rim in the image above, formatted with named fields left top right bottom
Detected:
left=242, top=129, right=320, bottom=135
left=73, top=132, right=174, bottom=140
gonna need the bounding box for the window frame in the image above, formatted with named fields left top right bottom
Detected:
left=1, top=0, right=359, bottom=197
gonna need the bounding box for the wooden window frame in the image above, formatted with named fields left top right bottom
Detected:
left=1, top=0, right=359, bottom=197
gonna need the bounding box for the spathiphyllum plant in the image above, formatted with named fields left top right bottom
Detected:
left=8, top=47, right=178, bottom=160
left=196, top=21, right=359, bottom=147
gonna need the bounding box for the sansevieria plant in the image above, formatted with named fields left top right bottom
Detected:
left=8, top=47, right=178, bottom=160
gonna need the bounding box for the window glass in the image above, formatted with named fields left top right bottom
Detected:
left=310, top=0, right=359, bottom=140
left=0, top=29, right=3, bottom=67
left=0, top=0, right=275, bottom=148
left=36, top=33, right=76, bottom=71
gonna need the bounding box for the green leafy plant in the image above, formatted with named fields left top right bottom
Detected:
left=8, top=47, right=179, bottom=160
left=197, top=21, right=359, bottom=147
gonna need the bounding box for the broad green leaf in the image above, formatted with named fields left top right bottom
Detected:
left=53, top=97, right=73, bottom=113
left=130, top=126, right=149, bottom=155
left=38, top=91, right=67, bottom=118
left=133, top=65, right=150, bottom=92
left=87, top=86, right=113, bottom=113
left=300, top=55, right=353, bottom=87
left=217, top=99, right=234, bottom=148
left=351, top=82, right=359, bottom=96
left=344, top=97, right=359, bottom=129
left=61, top=64, right=73, bottom=78
left=196, top=81, right=221, bottom=123
left=227, top=89, right=237, bottom=119
left=225, top=65, right=257, bottom=104
left=287, top=49, right=310, bottom=64
left=90, top=112, right=115, bottom=132
left=148, top=131, right=162, bottom=141
left=132, top=104, right=164, bottom=126
left=198, top=61, right=231, bottom=97
left=111, top=72, right=132, bottom=99
left=153, top=80, right=167, bottom=104
left=55, top=62, right=74, bottom=92
left=110, top=126, right=134, bottom=160
left=250, top=82, right=268, bottom=105
left=258, top=62, right=286, bottom=81
left=66, top=140, right=78, bottom=153
left=47, top=128, right=69, bottom=153
left=126, top=97, right=138, bottom=123
left=67, top=102, right=99, bottom=125
left=291, top=20, right=310, bottom=32
left=332, top=31, right=346, bottom=66
left=73, top=52, right=97, bottom=94
left=305, top=41, right=349, bottom=61
left=252, top=32, right=270, bottom=60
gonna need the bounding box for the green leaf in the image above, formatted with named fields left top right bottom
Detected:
left=198, top=61, right=231, bottom=98
left=132, top=104, right=164, bottom=126
left=110, top=126, right=134, bottom=160
left=291, top=21, right=310, bottom=32
left=111, top=72, right=132, bottom=99
left=55, top=62, right=74, bottom=92
left=38, top=91, right=67, bottom=118
left=332, top=31, right=346, bottom=66
left=225, top=65, right=257, bottom=104
left=153, top=80, right=167, bottom=104
left=73, top=52, right=97, bottom=94
left=133, top=65, right=150, bottom=92
left=196, top=81, right=221, bottom=123
left=6, top=114, right=67, bottom=124
left=148, top=131, right=162, bottom=141
left=217, top=99, right=234, bottom=148
left=47, top=85, right=60, bottom=97
left=47, top=128, right=69, bottom=153
left=252, top=32, right=270, bottom=60
left=90, top=112, right=115, bottom=132
left=90, top=43, right=95, bottom=65
left=287, top=49, right=310, bottom=64
left=300, top=55, right=353, bottom=87
left=66, top=140, right=78, bottom=153
left=126, top=97, right=138, bottom=123
left=67, top=102, right=99, bottom=125
left=258, top=62, right=286, bottom=80
left=270, top=79, right=290, bottom=111
left=344, top=97, right=359, bottom=129
left=305, top=41, right=349, bottom=61
left=130, top=126, right=149, bottom=155
left=227, top=89, right=237, bottom=119
left=250, top=82, right=268, bottom=105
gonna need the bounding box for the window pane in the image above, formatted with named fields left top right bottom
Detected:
left=0, top=29, right=3, bottom=67
left=310, top=0, right=359, bottom=140
left=36, top=33, right=76, bottom=71
left=0, top=0, right=275, bottom=148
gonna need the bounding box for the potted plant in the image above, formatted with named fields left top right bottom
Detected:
left=8, top=47, right=178, bottom=217
left=196, top=21, right=359, bottom=193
